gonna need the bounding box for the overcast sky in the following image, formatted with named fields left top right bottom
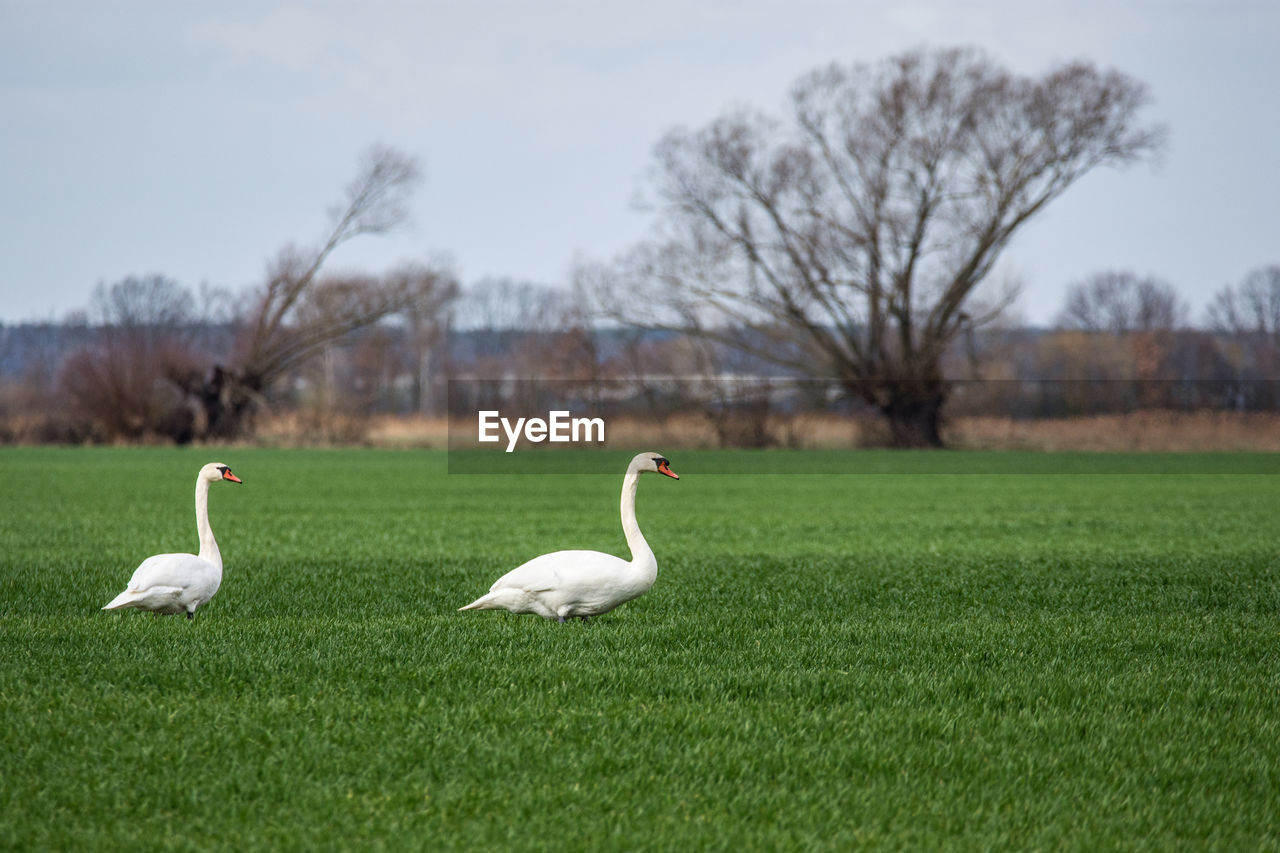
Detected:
left=2, top=1, right=1277, bottom=325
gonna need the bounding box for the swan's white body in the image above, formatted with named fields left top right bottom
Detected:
left=460, top=452, right=678, bottom=622
left=102, top=462, right=242, bottom=619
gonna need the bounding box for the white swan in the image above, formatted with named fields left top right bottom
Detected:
left=102, top=462, right=242, bottom=620
left=459, top=452, right=679, bottom=622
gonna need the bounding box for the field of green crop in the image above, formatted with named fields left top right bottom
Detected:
left=1, top=447, right=1278, bottom=850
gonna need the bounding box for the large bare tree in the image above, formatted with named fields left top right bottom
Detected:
left=585, top=47, right=1164, bottom=445
left=172, top=145, right=457, bottom=438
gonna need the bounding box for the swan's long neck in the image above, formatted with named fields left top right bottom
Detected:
left=195, top=476, right=222, bottom=571
left=620, top=468, right=655, bottom=578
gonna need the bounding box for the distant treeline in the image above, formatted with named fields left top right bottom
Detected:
left=1, top=315, right=1277, bottom=447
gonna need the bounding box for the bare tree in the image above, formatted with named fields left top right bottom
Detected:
left=394, top=263, right=458, bottom=415
left=60, top=275, right=203, bottom=441
left=447, top=278, right=604, bottom=421
left=455, top=278, right=575, bottom=334
left=584, top=46, right=1164, bottom=446
left=1206, top=264, right=1280, bottom=391
left=1056, top=270, right=1187, bottom=333
left=171, top=145, right=457, bottom=438
left=1208, top=265, right=1280, bottom=340
left=453, top=278, right=599, bottom=381
left=1050, top=270, right=1193, bottom=409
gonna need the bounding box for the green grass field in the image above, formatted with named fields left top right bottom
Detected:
left=1, top=447, right=1278, bottom=850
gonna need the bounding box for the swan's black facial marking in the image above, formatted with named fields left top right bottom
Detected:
left=218, top=465, right=243, bottom=484
left=653, top=456, right=679, bottom=480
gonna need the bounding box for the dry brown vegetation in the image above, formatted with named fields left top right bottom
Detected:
left=227, top=410, right=1280, bottom=453
left=945, top=411, right=1280, bottom=452
left=5, top=376, right=1276, bottom=452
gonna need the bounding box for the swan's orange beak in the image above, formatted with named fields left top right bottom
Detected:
left=222, top=469, right=243, bottom=484
left=657, top=460, right=679, bottom=480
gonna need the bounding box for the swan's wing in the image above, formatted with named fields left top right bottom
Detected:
left=125, top=553, right=217, bottom=592
left=491, top=550, right=630, bottom=593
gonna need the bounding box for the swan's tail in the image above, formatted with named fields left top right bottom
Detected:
left=102, top=586, right=182, bottom=611
left=102, top=589, right=142, bottom=611
left=458, top=588, right=527, bottom=612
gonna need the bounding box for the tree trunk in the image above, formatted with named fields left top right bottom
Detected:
left=176, top=365, right=258, bottom=440
left=843, top=378, right=947, bottom=448
left=881, top=391, right=945, bottom=448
